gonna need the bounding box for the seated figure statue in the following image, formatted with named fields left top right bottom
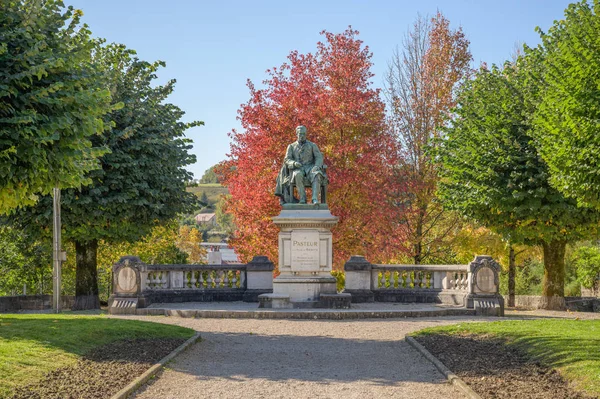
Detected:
left=275, top=125, right=327, bottom=205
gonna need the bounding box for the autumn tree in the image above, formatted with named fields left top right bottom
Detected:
left=0, top=0, right=111, bottom=213
left=14, top=44, right=200, bottom=309
left=219, top=28, right=403, bottom=268
left=437, top=63, right=600, bottom=309
left=385, top=13, right=472, bottom=264
left=177, top=226, right=206, bottom=263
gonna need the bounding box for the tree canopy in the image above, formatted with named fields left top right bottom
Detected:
left=14, top=43, right=202, bottom=309
left=385, top=12, right=472, bottom=264
left=219, top=28, right=404, bottom=267
left=529, top=0, right=600, bottom=210
left=0, top=0, right=111, bottom=213
left=437, top=62, right=600, bottom=309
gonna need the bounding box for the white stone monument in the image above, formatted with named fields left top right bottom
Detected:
left=259, top=205, right=350, bottom=308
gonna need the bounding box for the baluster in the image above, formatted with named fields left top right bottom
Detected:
left=231, top=270, right=238, bottom=288
left=223, top=270, right=230, bottom=288
left=379, top=272, right=386, bottom=289
left=190, top=271, right=197, bottom=289
left=197, top=270, right=204, bottom=288
left=415, top=271, right=421, bottom=289
left=206, top=270, right=215, bottom=288
left=161, top=272, right=168, bottom=289
left=407, top=271, right=414, bottom=289
left=429, top=272, right=434, bottom=289
left=146, top=273, right=152, bottom=290
left=239, top=270, right=246, bottom=289
left=216, top=270, right=223, bottom=288
left=461, top=272, right=467, bottom=290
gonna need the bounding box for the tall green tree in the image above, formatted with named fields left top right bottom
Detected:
left=0, top=0, right=111, bottom=213
left=15, top=44, right=202, bottom=309
left=530, top=0, right=600, bottom=210
left=437, top=63, right=600, bottom=310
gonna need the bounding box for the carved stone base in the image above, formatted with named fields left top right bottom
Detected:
left=258, top=292, right=351, bottom=309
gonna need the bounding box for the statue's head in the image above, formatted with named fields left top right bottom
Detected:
left=296, top=125, right=307, bottom=144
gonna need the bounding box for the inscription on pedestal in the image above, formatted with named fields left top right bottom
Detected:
left=291, top=230, right=320, bottom=271
left=117, top=266, right=137, bottom=293
left=476, top=266, right=495, bottom=293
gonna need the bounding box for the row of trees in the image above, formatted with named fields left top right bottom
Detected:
left=437, top=0, right=600, bottom=309
left=221, top=1, right=600, bottom=309
left=1, top=1, right=201, bottom=308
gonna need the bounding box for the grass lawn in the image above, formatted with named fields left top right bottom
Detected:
left=0, top=314, right=194, bottom=398
left=413, top=319, right=600, bottom=395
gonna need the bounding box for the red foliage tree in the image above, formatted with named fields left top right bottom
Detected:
left=219, top=28, right=406, bottom=269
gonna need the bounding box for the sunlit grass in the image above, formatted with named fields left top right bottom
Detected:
left=0, top=314, right=194, bottom=398
left=414, top=319, right=600, bottom=395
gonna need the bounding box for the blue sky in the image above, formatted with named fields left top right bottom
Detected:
left=66, top=0, right=572, bottom=179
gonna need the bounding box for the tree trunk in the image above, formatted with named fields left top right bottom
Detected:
left=413, top=208, right=425, bottom=265
left=508, top=246, right=516, bottom=308
left=73, top=240, right=100, bottom=310
left=539, top=240, right=567, bottom=310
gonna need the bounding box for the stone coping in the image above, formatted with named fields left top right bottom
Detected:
left=138, top=301, right=477, bottom=320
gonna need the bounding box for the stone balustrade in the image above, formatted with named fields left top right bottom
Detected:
left=144, top=265, right=246, bottom=291
left=344, top=255, right=504, bottom=316
left=108, top=255, right=274, bottom=314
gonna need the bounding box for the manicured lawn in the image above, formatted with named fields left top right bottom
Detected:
left=0, top=314, right=194, bottom=398
left=413, top=319, right=600, bottom=395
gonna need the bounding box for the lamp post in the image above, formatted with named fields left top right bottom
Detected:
left=52, top=187, right=62, bottom=313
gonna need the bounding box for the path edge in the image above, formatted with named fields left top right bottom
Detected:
left=405, top=336, right=482, bottom=399
left=110, top=331, right=202, bottom=399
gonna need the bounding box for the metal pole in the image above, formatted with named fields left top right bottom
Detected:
left=52, top=187, right=61, bottom=313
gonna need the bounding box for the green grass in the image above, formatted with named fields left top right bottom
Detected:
left=413, top=319, right=600, bottom=395
left=0, top=314, right=194, bottom=397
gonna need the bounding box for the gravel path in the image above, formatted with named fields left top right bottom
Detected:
left=119, top=316, right=487, bottom=399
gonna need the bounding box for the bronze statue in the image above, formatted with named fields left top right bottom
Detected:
left=275, top=126, right=327, bottom=205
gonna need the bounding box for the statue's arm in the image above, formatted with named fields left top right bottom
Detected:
left=284, top=144, right=298, bottom=169
left=312, top=143, right=324, bottom=168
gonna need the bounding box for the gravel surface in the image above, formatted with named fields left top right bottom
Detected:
left=115, top=316, right=489, bottom=399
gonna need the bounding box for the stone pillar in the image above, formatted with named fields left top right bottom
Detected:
left=108, top=256, right=146, bottom=314
left=243, top=256, right=274, bottom=302
left=259, top=205, right=350, bottom=308
left=466, top=255, right=505, bottom=316
left=343, top=255, right=374, bottom=303
left=207, top=250, right=222, bottom=265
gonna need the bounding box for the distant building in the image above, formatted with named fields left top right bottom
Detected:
left=200, top=242, right=240, bottom=264
left=195, top=213, right=216, bottom=226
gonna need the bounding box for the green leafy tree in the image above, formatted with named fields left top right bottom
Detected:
left=0, top=221, right=52, bottom=296
left=199, top=166, right=219, bottom=184
left=215, top=195, right=235, bottom=237
left=437, top=63, right=600, bottom=309
left=0, top=0, right=111, bottom=213
left=15, top=44, right=202, bottom=309
left=572, top=245, right=600, bottom=292
left=530, top=0, right=600, bottom=210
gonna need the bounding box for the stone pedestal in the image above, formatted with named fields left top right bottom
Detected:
left=259, top=204, right=350, bottom=309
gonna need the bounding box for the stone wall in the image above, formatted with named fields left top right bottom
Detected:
left=0, top=295, right=75, bottom=312
left=513, top=295, right=600, bottom=312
